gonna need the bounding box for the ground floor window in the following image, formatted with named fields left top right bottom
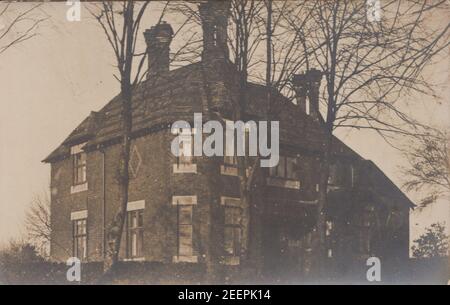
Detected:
left=356, top=206, right=376, bottom=255
left=73, top=219, right=87, bottom=260
left=269, top=156, right=298, bottom=180
left=224, top=206, right=242, bottom=256
left=127, top=210, right=144, bottom=258
left=177, top=205, right=194, bottom=256
left=224, top=155, right=237, bottom=168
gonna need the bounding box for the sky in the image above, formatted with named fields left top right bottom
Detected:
left=0, top=2, right=448, bottom=249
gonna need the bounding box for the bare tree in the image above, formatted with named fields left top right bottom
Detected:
left=0, top=2, right=47, bottom=56
left=170, top=1, right=327, bottom=278
left=88, top=1, right=157, bottom=274
left=25, top=192, right=51, bottom=258
left=25, top=191, right=72, bottom=259
left=403, top=129, right=450, bottom=208
left=281, top=0, right=449, bottom=275
left=106, top=0, right=448, bottom=279
left=88, top=1, right=193, bottom=274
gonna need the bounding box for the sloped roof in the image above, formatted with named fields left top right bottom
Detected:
left=43, top=59, right=414, bottom=208
left=43, top=62, right=207, bottom=162
left=361, top=160, right=416, bottom=208
left=43, top=60, right=361, bottom=162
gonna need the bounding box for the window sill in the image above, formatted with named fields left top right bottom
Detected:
left=172, top=255, right=198, bottom=263
left=220, top=165, right=238, bottom=176
left=173, top=164, right=197, bottom=174
left=71, top=182, right=88, bottom=194
left=266, top=177, right=300, bottom=189
left=123, top=257, right=145, bottom=262
left=220, top=196, right=241, bottom=207
left=220, top=166, right=250, bottom=177
left=221, top=256, right=240, bottom=266
left=327, top=185, right=342, bottom=192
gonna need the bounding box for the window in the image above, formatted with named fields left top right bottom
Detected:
left=327, top=249, right=333, bottom=258
left=224, top=155, right=237, bottom=168
left=356, top=206, right=375, bottom=255
left=326, top=220, right=333, bottom=237
left=177, top=205, right=194, bottom=257
left=325, top=220, right=335, bottom=259
left=177, top=133, right=194, bottom=166
left=329, top=162, right=353, bottom=187
left=127, top=210, right=144, bottom=258
left=269, top=156, right=298, bottom=180
left=328, top=163, right=339, bottom=186
left=73, top=151, right=87, bottom=185
left=224, top=206, right=242, bottom=256
left=73, top=219, right=87, bottom=260
left=129, top=145, right=142, bottom=178
left=173, top=130, right=197, bottom=173
left=286, top=157, right=297, bottom=179
left=222, top=120, right=240, bottom=175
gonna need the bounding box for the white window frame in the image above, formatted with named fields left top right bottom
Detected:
left=266, top=155, right=301, bottom=189
left=220, top=196, right=242, bottom=265
left=172, top=195, right=198, bottom=263
left=70, top=142, right=88, bottom=194
left=71, top=210, right=88, bottom=261
left=173, top=129, right=197, bottom=174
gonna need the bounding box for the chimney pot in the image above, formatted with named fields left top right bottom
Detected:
left=199, top=0, right=231, bottom=61
left=292, top=73, right=308, bottom=113
left=305, top=68, right=322, bottom=120
left=292, top=69, right=322, bottom=119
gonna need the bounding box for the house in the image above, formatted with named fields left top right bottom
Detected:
left=43, top=1, right=413, bottom=281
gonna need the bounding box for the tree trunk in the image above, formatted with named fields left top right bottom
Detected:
left=236, top=89, right=251, bottom=262
left=103, top=84, right=133, bottom=276
left=200, top=63, right=223, bottom=284
left=102, top=2, right=135, bottom=277
left=314, top=130, right=333, bottom=278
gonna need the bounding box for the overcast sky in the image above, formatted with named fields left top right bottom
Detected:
left=0, top=2, right=448, bottom=249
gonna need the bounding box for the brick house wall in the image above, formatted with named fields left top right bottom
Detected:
left=48, top=124, right=411, bottom=273
left=45, top=1, right=413, bottom=280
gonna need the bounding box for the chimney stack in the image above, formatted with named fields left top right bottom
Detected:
left=199, top=0, right=231, bottom=61
left=306, top=68, right=322, bottom=120
left=144, top=22, right=174, bottom=78
left=292, top=68, right=323, bottom=120
left=292, top=74, right=308, bottom=113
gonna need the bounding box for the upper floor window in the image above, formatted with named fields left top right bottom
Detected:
left=73, top=152, right=87, bottom=185
left=269, top=156, right=298, bottom=180
left=178, top=133, right=193, bottom=166
left=173, top=129, right=196, bottom=173
left=328, top=162, right=353, bottom=188
left=71, top=143, right=87, bottom=186
left=73, top=218, right=87, bottom=260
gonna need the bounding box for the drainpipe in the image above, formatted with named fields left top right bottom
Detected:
left=100, top=147, right=106, bottom=259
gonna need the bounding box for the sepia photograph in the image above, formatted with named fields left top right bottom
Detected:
left=0, top=0, right=449, bottom=291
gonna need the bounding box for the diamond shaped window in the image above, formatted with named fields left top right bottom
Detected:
left=129, top=145, right=142, bottom=178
